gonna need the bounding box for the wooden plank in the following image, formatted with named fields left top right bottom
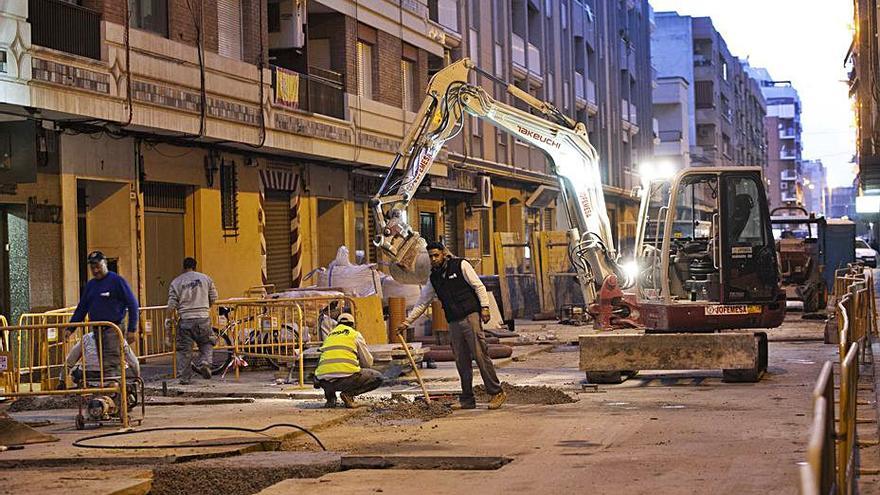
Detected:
left=352, top=295, right=387, bottom=344
left=536, top=231, right=583, bottom=315
left=579, top=333, right=759, bottom=371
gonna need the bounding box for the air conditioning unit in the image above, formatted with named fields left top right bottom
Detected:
left=470, top=175, right=492, bottom=209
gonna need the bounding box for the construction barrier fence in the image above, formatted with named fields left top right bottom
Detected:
left=2, top=321, right=133, bottom=428
left=800, top=264, right=877, bottom=494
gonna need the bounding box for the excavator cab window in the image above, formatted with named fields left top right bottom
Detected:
left=720, top=174, right=778, bottom=302
left=667, top=174, right=720, bottom=301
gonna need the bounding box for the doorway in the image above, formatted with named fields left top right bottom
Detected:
left=143, top=183, right=187, bottom=306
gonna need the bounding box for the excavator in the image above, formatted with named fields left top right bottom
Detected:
left=371, top=58, right=785, bottom=383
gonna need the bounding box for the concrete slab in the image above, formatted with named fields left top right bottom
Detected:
left=0, top=399, right=355, bottom=467
left=0, top=467, right=152, bottom=495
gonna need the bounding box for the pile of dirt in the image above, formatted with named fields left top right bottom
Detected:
left=7, top=395, right=80, bottom=412
left=356, top=396, right=453, bottom=424
left=474, top=382, right=577, bottom=405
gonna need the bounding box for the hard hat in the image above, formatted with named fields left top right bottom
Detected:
left=337, top=313, right=355, bottom=325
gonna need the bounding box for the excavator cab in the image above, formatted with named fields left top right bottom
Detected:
left=635, top=167, right=785, bottom=332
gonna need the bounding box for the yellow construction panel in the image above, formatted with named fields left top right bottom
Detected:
left=353, top=295, right=387, bottom=344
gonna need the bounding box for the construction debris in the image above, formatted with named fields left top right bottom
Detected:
left=474, top=383, right=577, bottom=405
left=354, top=397, right=453, bottom=425
left=7, top=396, right=79, bottom=412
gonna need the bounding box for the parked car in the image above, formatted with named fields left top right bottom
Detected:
left=855, top=238, right=878, bottom=267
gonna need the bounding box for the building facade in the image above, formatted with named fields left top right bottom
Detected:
left=829, top=186, right=857, bottom=219
left=0, top=0, right=654, bottom=317
left=849, top=0, right=880, bottom=191
left=801, top=159, right=827, bottom=216
left=747, top=67, right=804, bottom=213
left=651, top=12, right=767, bottom=169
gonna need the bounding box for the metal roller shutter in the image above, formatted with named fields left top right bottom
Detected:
left=264, top=190, right=292, bottom=291
left=218, top=0, right=243, bottom=60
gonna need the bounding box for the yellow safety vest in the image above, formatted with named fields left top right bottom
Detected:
left=315, top=324, right=361, bottom=378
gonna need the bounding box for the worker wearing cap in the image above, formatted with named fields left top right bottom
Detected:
left=167, top=257, right=218, bottom=384
left=314, top=313, right=382, bottom=408
left=396, top=240, right=506, bottom=410
left=67, top=251, right=139, bottom=376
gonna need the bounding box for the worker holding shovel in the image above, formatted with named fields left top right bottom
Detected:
left=397, top=241, right=507, bottom=410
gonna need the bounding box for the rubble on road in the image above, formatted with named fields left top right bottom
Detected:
left=353, top=396, right=453, bottom=425
left=6, top=396, right=80, bottom=412
left=474, top=382, right=577, bottom=405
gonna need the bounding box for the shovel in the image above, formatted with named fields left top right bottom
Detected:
left=397, top=334, right=431, bottom=403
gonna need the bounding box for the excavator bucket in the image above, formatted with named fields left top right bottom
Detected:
left=0, top=412, right=58, bottom=445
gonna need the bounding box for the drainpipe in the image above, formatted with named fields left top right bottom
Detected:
left=134, top=140, right=146, bottom=307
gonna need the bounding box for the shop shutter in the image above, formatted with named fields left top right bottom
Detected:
left=264, top=190, right=292, bottom=290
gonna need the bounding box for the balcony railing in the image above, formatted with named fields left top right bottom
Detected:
left=575, top=72, right=585, bottom=100
left=779, top=128, right=797, bottom=139
left=630, top=103, right=638, bottom=123
left=781, top=170, right=797, bottom=181
left=621, top=99, right=630, bottom=121
left=512, top=34, right=541, bottom=76
left=272, top=65, right=345, bottom=120
left=29, top=0, right=102, bottom=60
left=658, top=130, right=683, bottom=142
left=780, top=147, right=797, bottom=160
left=586, top=79, right=596, bottom=105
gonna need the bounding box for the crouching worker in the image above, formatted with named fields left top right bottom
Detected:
left=59, top=331, right=141, bottom=388
left=314, top=313, right=382, bottom=408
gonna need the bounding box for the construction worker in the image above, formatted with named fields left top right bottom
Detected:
left=397, top=241, right=507, bottom=410
left=167, top=257, right=218, bottom=385
left=66, top=251, right=139, bottom=376
left=59, top=331, right=141, bottom=388
left=314, top=313, right=382, bottom=408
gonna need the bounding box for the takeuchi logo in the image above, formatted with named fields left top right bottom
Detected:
left=516, top=125, right=561, bottom=149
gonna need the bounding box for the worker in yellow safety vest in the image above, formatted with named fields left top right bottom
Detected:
left=314, top=313, right=382, bottom=408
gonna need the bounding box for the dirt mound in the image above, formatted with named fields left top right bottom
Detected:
left=355, top=396, right=453, bottom=424
left=7, top=395, right=80, bottom=412
left=474, top=382, right=577, bottom=405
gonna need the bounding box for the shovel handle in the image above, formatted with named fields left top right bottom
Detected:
left=398, top=334, right=431, bottom=403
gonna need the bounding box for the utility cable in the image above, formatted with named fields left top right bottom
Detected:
left=72, top=423, right=326, bottom=451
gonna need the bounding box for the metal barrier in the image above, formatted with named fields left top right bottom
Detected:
left=134, top=305, right=176, bottom=361
left=209, top=295, right=356, bottom=384
left=801, top=264, right=876, bottom=494
left=5, top=321, right=131, bottom=428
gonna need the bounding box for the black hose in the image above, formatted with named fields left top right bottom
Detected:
left=72, top=424, right=326, bottom=451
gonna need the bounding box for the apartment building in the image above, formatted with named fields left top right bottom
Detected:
left=850, top=0, right=880, bottom=191
left=747, top=67, right=804, bottom=212
left=801, top=159, right=827, bottom=216
left=0, top=0, right=653, bottom=317
left=651, top=12, right=767, bottom=169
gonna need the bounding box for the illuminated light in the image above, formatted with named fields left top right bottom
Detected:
left=621, top=260, right=639, bottom=282
left=856, top=195, right=880, bottom=213
left=809, top=184, right=815, bottom=190
left=639, top=161, right=676, bottom=186
left=803, top=178, right=810, bottom=185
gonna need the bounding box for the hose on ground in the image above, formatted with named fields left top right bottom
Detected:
left=72, top=423, right=326, bottom=451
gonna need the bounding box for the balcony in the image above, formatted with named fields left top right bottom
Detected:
left=512, top=34, right=541, bottom=77
left=575, top=72, right=585, bottom=101
left=428, top=0, right=459, bottom=33
left=780, top=169, right=797, bottom=181
left=778, top=127, right=797, bottom=139
left=621, top=99, right=630, bottom=121
left=659, top=130, right=683, bottom=142
left=586, top=80, right=596, bottom=106
left=779, top=147, right=797, bottom=160
left=272, top=66, right=346, bottom=120
left=781, top=191, right=798, bottom=203
left=29, top=0, right=102, bottom=60
left=629, top=102, right=637, bottom=123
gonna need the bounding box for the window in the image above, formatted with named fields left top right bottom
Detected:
left=129, top=0, right=168, bottom=37
left=419, top=212, right=437, bottom=243
left=429, top=0, right=459, bottom=32
left=695, top=81, right=714, bottom=109
left=268, top=1, right=281, bottom=33
left=561, top=0, right=568, bottom=29
left=0, top=50, right=6, bottom=73
left=401, top=59, right=418, bottom=112
left=217, top=0, right=243, bottom=60
left=357, top=41, right=374, bottom=99
left=494, top=42, right=504, bottom=77
left=721, top=60, right=728, bottom=81
left=220, top=159, right=238, bottom=234
left=546, top=73, right=554, bottom=101
left=469, top=29, right=479, bottom=63
left=354, top=202, right=369, bottom=263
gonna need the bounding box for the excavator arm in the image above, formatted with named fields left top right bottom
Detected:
left=371, top=58, right=630, bottom=304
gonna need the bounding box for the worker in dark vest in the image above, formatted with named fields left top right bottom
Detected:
left=314, top=313, right=382, bottom=408
left=397, top=241, right=506, bottom=410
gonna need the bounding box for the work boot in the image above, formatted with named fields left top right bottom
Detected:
left=451, top=402, right=476, bottom=410
left=488, top=391, right=507, bottom=410
left=340, top=393, right=363, bottom=409
left=197, top=364, right=212, bottom=380
left=323, top=399, right=337, bottom=408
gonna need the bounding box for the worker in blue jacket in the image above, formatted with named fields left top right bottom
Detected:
left=66, top=251, right=139, bottom=376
